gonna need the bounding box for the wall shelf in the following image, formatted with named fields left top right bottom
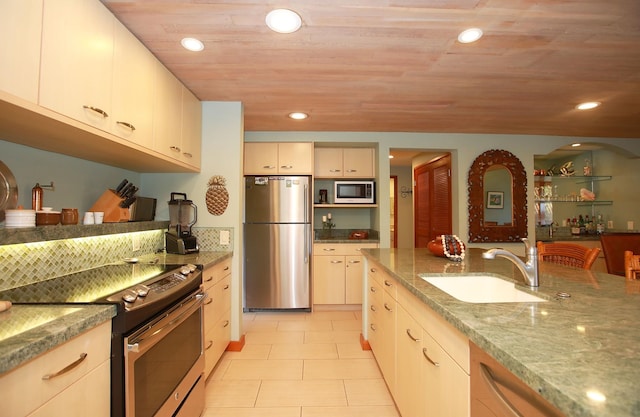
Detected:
left=314, top=203, right=378, bottom=208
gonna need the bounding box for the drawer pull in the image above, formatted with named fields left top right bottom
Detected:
left=224, top=266, right=230, bottom=271
left=329, top=169, right=342, bottom=173
left=262, top=165, right=276, bottom=169
left=169, top=145, right=181, bottom=153
left=205, top=276, right=214, bottom=282
left=422, top=348, right=440, bottom=367
left=347, top=260, right=361, bottom=264
left=82, top=105, right=108, bottom=118
left=205, top=298, right=213, bottom=305
left=330, top=260, right=343, bottom=264
left=116, top=121, right=136, bottom=131
left=384, top=303, right=393, bottom=312
left=370, top=286, right=377, bottom=293
left=346, top=169, right=357, bottom=173
left=384, top=280, right=393, bottom=287
left=223, top=320, right=230, bottom=327
left=370, top=268, right=377, bottom=273
left=370, top=323, right=377, bottom=331
left=183, top=152, right=193, bottom=158
left=205, top=340, right=214, bottom=350
left=42, top=353, right=87, bottom=380
left=224, top=284, right=230, bottom=290
left=406, top=328, right=420, bottom=342
left=323, top=248, right=336, bottom=252
left=370, top=305, right=377, bottom=312
left=280, top=165, right=293, bottom=169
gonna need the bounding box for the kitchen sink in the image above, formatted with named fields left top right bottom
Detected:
left=420, top=275, right=546, bottom=303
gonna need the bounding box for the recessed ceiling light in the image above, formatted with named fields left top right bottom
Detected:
left=288, top=112, right=308, bottom=120
left=181, top=37, right=204, bottom=52
left=457, top=28, right=483, bottom=44
left=266, top=9, right=302, bottom=33
left=571, top=143, right=582, bottom=147
left=389, top=155, right=394, bottom=159
left=575, top=101, right=601, bottom=110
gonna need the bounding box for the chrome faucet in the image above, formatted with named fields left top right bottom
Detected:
left=482, top=238, right=539, bottom=287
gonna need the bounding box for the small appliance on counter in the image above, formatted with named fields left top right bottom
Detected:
left=129, top=197, right=157, bottom=221
left=165, top=192, right=199, bottom=254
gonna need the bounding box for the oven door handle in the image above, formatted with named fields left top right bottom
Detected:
left=127, top=291, right=206, bottom=354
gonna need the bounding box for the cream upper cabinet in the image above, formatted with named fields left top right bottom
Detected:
left=180, top=86, right=202, bottom=169
left=111, top=18, right=156, bottom=149
left=0, top=0, right=43, bottom=103
left=153, top=64, right=184, bottom=161
left=0, top=321, right=111, bottom=417
left=40, top=0, right=114, bottom=132
left=314, top=147, right=375, bottom=178
left=244, top=142, right=313, bottom=175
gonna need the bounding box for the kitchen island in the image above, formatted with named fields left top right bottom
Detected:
left=361, top=247, right=640, bottom=417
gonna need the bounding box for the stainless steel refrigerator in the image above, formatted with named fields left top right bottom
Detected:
left=243, top=176, right=311, bottom=311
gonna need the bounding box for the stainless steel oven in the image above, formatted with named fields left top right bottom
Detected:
left=0, top=261, right=206, bottom=417
left=125, top=287, right=206, bottom=417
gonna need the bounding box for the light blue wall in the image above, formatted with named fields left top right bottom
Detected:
left=0, top=140, right=140, bottom=213
left=246, top=132, right=640, bottom=253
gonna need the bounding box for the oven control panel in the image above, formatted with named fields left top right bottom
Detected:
left=108, top=264, right=200, bottom=307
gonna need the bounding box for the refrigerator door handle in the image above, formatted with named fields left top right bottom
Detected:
left=304, top=183, right=309, bottom=263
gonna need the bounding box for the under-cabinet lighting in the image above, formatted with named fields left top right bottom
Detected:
left=457, top=28, right=483, bottom=44
left=181, top=37, right=204, bottom=52
left=586, top=390, right=606, bottom=403
left=266, top=9, right=302, bottom=33
left=576, top=101, right=601, bottom=110
left=571, top=143, right=582, bottom=147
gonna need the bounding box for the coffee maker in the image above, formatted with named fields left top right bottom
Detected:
left=165, top=192, right=199, bottom=254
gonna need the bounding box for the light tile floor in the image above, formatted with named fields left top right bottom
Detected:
left=203, top=310, right=400, bottom=417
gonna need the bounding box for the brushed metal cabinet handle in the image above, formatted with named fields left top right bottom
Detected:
left=422, top=347, right=439, bottom=367
left=42, top=353, right=87, bottom=380
left=83, top=105, right=108, bottom=118
left=116, top=121, right=136, bottom=131
left=406, top=328, right=420, bottom=342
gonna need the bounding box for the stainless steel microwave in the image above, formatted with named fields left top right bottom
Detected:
left=334, top=181, right=375, bottom=204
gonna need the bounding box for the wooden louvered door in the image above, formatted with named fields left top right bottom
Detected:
left=414, top=154, right=452, bottom=247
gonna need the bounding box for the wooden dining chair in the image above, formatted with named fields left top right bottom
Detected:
left=536, top=241, right=601, bottom=270
left=624, top=251, right=640, bottom=280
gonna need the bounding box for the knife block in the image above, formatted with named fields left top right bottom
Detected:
left=89, top=189, right=130, bottom=223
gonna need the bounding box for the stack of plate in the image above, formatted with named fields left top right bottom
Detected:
left=5, top=209, right=36, bottom=228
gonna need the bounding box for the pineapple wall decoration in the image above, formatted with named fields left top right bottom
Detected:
left=206, top=175, right=229, bottom=216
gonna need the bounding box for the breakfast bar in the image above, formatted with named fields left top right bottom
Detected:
left=361, top=247, right=640, bottom=417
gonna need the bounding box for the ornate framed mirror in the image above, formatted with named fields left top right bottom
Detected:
left=468, top=149, right=528, bottom=242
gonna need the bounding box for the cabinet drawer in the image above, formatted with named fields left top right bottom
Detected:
left=314, top=242, right=377, bottom=256
left=397, top=284, right=469, bottom=373
left=0, top=321, right=111, bottom=417
left=202, top=257, right=232, bottom=289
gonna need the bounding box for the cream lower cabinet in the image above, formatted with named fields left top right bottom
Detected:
left=395, top=277, right=470, bottom=417
left=244, top=142, right=314, bottom=175
left=202, top=257, right=232, bottom=378
left=366, top=264, right=397, bottom=395
left=0, top=321, right=111, bottom=417
left=367, top=261, right=470, bottom=417
left=313, top=243, right=378, bottom=305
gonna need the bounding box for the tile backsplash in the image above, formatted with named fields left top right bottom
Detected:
left=0, top=227, right=233, bottom=291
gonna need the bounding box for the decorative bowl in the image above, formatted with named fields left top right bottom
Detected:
left=36, top=210, right=61, bottom=226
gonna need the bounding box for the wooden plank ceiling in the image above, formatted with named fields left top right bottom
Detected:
left=101, top=0, right=640, bottom=138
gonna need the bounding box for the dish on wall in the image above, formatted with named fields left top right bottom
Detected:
left=0, top=161, right=19, bottom=222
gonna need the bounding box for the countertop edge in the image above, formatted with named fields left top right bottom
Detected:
left=361, top=249, right=603, bottom=417
left=0, top=305, right=116, bottom=375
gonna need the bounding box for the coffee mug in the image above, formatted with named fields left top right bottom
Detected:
left=83, top=212, right=95, bottom=225
left=94, top=212, right=104, bottom=224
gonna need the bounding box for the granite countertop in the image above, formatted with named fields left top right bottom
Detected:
left=0, top=250, right=232, bottom=375
left=0, top=305, right=115, bottom=375
left=314, top=228, right=380, bottom=244
left=361, top=248, right=640, bottom=417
